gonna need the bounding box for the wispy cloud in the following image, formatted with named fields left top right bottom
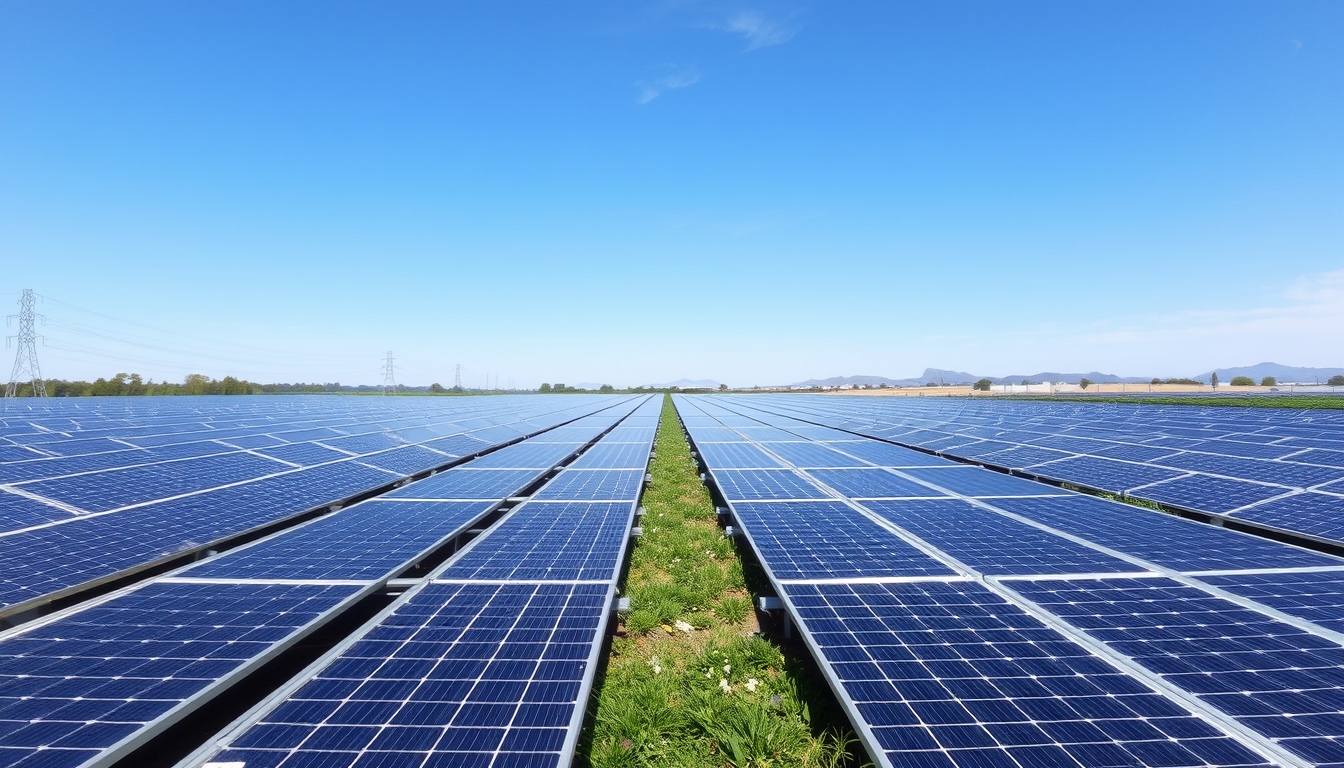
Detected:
left=635, top=67, right=701, bottom=104
left=722, top=10, right=798, bottom=51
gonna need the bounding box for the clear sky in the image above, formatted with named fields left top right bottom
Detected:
left=2, top=1, right=1341, bottom=388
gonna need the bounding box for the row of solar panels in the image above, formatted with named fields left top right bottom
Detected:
left=0, top=396, right=640, bottom=623
left=0, top=395, right=661, bottom=768
left=677, top=394, right=1344, bottom=768
left=703, top=395, right=1344, bottom=551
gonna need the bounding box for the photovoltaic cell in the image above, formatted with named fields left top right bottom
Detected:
left=760, top=441, right=868, bottom=468
left=384, top=469, right=543, bottom=501
left=1138, top=475, right=1291, bottom=513
left=710, top=469, right=831, bottom=500
left=731, top=501, right=955, bottom=580
left=1011, top=577, right=1344, bottom=765
left=182, top=501, right=495, bottom=582
left=1024, top=456, right=1187, bottom=493
left=0, top=581, right=359, bottom=767
left=531, top=470, right=645, bottom=501
left=784, top=580, right=1270, bottom=768
left=204, top=581, right=609, bottom=768
left=807, top=469, right=948, bottom=499
left=901, top=467, right=1068, bottom=498
left=438, top=502, right=631, bottom=582
left=1198, top=570, right=1344, bottom=635
left=1228, top=492, right=1344, bottom=543
left=862, top=498, right=1137, bottom=576
left=988, top=495, right=1343, bottom=573
left=693, top=442, right=785, bottom=469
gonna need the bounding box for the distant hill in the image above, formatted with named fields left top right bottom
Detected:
left=788, top=368, right=1148, bottom=388
left=1194, top=363, right=1344, bottom=384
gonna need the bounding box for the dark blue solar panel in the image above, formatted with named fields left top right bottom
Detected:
left=17, top=452, right=293, bottom=513
left=532, top=470, right=644, bottom=501
left=988, top=495, right=1342, bottom=573
left=784, top=580, right=1270, bottom=768
left=710, top=469, right=830, bottom=500
left=731, top=501, right=954, bottom=580
left=1087, top=443, right=1184, bottom=463
left=319, top=432, right=409, bottom=455
left=977, top=445, right=1074, bottom=470
left=693, top=442, right=785, bottom=469
left=1025, top=456, right=1187, bottom=493
left=439, top=502, right=631, bottom=581
left=1289, top=448, right=1344, bottom=469
left=205, top=581, right=609, bottom=768
left=0, top=492, right=73, bottom=533
left=807, top=469, right=948, bottom=499
left=1139, top=475, right=1289, bottom=513
left=467, top=442, right=584, bottom=470
left=254, top=442, right=353, bottom=466
left=1187, top=440, right=1304, bottom=460
left=761, top=441, right=868, bottom=468
left=183, top=501, right=495, bottom=581
left=385, top=469, right=543, bottom=500
left=1013, top=577, right=1344, bottom=766
left=0, top=581, right=358, bottom=765
left=901, top=467, right=1066, bottom=498
left=568, top=443, right=650, bottom=469
left=815, top=440, right=956, bottom=468
left=357, top=445, right=452, bottom=475
left=1198, top=570, right=1344, bottom=634
left=1228, top=493, right=1344, bottom=543
left=863, top=499, right=1136, bottom=576
left=1153, top=453, right=1344, bottom=489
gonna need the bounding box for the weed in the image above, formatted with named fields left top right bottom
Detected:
left=716, top=596, right=751, bottom=624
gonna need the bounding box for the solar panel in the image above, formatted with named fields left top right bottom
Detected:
left=694, top=442, right=785, bottom=469
left=1012, top=577, right=1344, bottom=766
left=862, top=498, right=1138, bottom=576
left=200, top=581, right=610, bottom=768
left=1227, top=492, right=1344, bottom=543
left=567, top=442, right=651, bottom=469
left=1024, top=455, right=1188, bottom=493
left=731, top=501, right=956, bottom=580
left=0, top=581, right=361, bottom=767
left=531, top=469, right=645, bottom=501
left=806, top=468, right=948, bottom=499
left=1198, top=570, right=1344, bottom=634
left=181, top=500, right=495, bottom=582
left=760, top=441, right=868, bottom=468
left=709, top=469, right=831, bottom=500
left=900, top=467, right=1068, bottom=498
left=384, top=469, right=544, bottom=501
left=784, top=580, right=1271, bottom=768
left=438, top=502, right=633, bottom=582
left=986, top=495, right=1343, bottom=573
left=1137, top=474, right=1290, bottom=513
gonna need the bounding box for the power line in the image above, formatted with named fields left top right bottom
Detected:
left=6, top=289, right=47, bottom=398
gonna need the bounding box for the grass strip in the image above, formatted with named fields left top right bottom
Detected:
left=576, top=395, right=866, bottom=768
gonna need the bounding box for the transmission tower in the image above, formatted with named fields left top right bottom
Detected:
left=6, top=289, right=46, bottom=398
left=454, top=364, right=461, bottom=390
left=381, top=351, right=396, bottom=395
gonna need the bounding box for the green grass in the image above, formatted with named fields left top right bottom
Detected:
left=576, top=395, right=867, bottom=768
left=1006, top=394, right=1344, bottom=409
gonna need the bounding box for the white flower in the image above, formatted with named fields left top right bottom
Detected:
left=674, top=620, right=694, bottom=633
left=719, top=678, right=731, bottom=693
left=746, top=678, right=759, bottom=692
left=649, top=656, right=661, bottom=675
left=723, top=664, right=731, bottom=674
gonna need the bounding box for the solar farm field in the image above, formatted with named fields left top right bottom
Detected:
left=680, top=394, right=1344, bottom=768
left=0, top=392, right=1342, bottom=768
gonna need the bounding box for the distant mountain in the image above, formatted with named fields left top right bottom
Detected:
left=647, top=378, right=721, bottom=389
left=788, top=368, right=1147, bottom=388
left=1194, top=363, right=1344, bottom=384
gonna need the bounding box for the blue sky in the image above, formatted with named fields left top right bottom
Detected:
left=2, top=1, right=1341, bottom=387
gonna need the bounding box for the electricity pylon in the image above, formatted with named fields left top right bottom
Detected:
left=6, top=289, right=46, bottom=398
left=381, top=351, right=396, bottom=395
